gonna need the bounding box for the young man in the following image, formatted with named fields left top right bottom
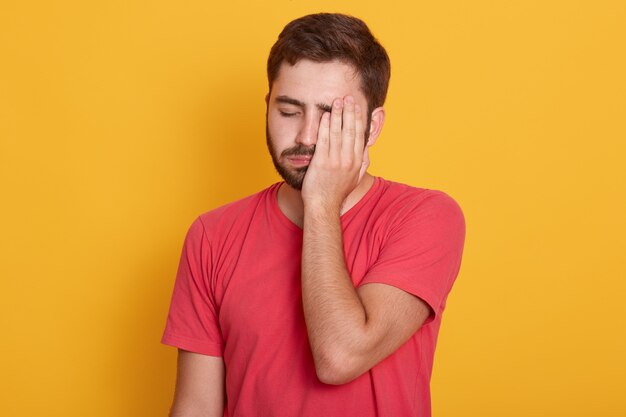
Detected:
left=162, top=13, right=465, bottom=417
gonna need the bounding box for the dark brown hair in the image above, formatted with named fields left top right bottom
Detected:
left=267, top=13, right=391, bottom=118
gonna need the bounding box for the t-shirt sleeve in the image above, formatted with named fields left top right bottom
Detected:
left=161, top=216, right=224, bottom=356
left=358, top=191, right=466, bottom=325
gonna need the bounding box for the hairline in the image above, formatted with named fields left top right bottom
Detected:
left=269, top=58, right=370, bottom=111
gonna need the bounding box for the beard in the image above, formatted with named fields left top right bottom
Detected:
left=265, top=124, right=314, bottom=190
left=264, top=112, right=371, bottom=190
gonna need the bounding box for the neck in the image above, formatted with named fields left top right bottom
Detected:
left=277, top=173, right=375, bottom=229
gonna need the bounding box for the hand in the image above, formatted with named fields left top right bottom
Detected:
left=301, top=95, right=369, bottom=212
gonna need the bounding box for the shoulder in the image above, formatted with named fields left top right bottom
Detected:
left=191, top=183, right=281, bottom=237
left=376, top=178, right=464, bottom=227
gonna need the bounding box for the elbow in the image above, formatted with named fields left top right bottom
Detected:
left=315, top=365, right=349, bottom=385
left=313, top=348, right=363, bottom=385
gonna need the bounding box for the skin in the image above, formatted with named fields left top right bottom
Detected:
left=169, top=350, right=225, bottom=417
left=267, top=59, right=432, bottom=385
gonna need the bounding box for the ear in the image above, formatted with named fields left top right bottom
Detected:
left=366, top=107, right=386, bottom=147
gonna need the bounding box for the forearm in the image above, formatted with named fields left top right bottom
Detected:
left=301, top=205, right=369, bottom=383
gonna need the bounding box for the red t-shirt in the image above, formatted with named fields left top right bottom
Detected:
left=162, top=177, right=465, bottom=417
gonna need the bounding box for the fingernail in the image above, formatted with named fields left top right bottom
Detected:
left=345, top=96, right=354, bottom=104
left=355, top=104, right=361, bottom=113
left=334, top=99, right=343, bottom=108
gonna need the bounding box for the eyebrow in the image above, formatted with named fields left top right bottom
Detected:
left=275, top=95, right=333, bottom=113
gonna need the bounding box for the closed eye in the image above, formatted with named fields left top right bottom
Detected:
left=279, top=111, right=298, bottom=117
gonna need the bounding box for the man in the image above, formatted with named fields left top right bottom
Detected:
left=161, top=13, right=465, bottom=417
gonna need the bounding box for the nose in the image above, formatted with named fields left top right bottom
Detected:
left=295, top=114, right=319, bottom=146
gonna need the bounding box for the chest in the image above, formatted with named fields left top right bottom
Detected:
left=212, top=217, right=385, bottom=351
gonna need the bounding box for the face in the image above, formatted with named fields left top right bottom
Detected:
left=266, top=59, right=371, bottom=190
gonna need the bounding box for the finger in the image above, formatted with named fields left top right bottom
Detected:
left=315, top=111, right=331, bottom=158
left=354, top=103, right=365, bottom=162
left=342, top=96, right=356, bottom=158
left=358, top=146, right=370, bottom=182
left=330, top=98, right=343, bottom=159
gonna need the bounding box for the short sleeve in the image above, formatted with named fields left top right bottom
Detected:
left=161, top=216, right=224, bottom=356
left=358, top=191, right=466, bottom=325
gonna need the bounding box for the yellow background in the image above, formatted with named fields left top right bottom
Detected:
left=1, top=0, right=625, bottom=415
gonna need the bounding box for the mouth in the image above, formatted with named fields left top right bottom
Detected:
left=286, top=156, right=312, bottom=166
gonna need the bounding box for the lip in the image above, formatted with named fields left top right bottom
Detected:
left=287, top=156, right=312, bottom=166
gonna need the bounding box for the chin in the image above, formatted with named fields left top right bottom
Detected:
left=278, top=165, right=307, bottom=190
left=266, top=126, right=309, bottom=190
left=270, top=157, right=306, bottom=190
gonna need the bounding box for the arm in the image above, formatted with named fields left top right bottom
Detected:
left=300, top=96, right=432, bottom=385
left=169, top=349, right=225, bottom=417
left=302, top=208, right=431, bottom=385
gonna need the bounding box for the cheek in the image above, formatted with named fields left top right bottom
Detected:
left=268, top=115, right=297, bottom=140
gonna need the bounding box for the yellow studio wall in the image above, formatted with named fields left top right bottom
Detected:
left=1, top=0, right=624, bottom=415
